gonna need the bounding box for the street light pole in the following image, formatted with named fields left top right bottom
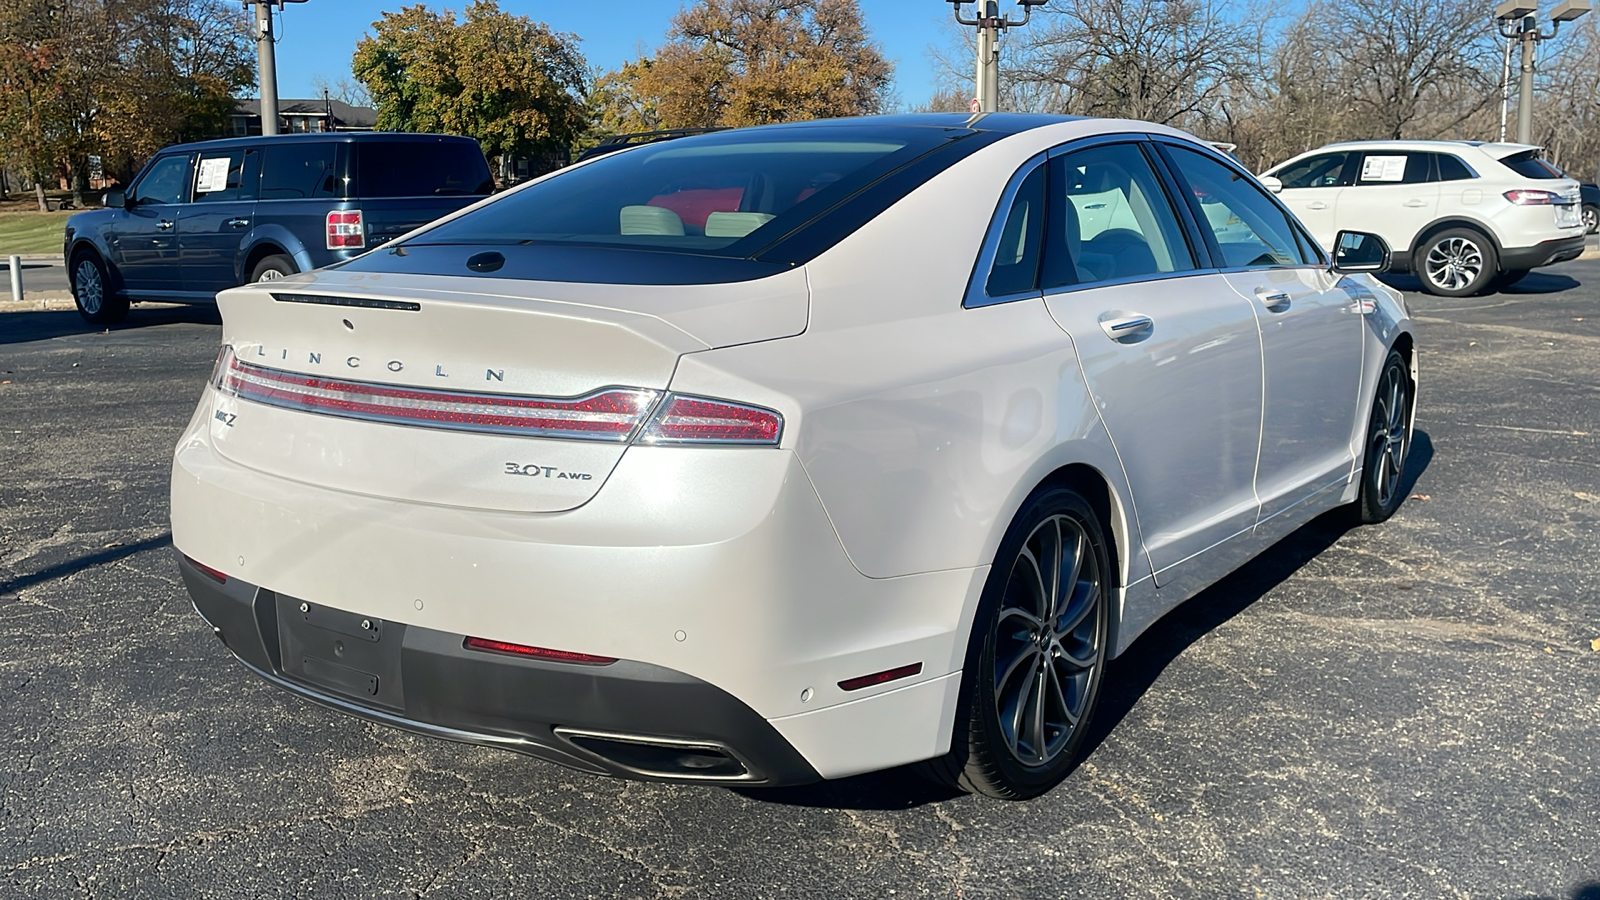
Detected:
left=947, top=0, right=1046, bottom=113
left=252, top=0, right=280, bottom=136
left=1496, top=0, right=1590, bottom=145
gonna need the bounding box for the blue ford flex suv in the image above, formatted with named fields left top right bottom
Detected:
left=63, top=132, right=494, bottom=323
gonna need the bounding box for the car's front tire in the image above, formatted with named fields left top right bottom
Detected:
left=250, top=254, right=296, bottom=282
left=1582, top=204, right=1598, bottom=234
left=1354, top=350, right=1414, bottom=524
left=71, top=251, right=128, bottom=325
left=1416, top=228, right=1497, bottom=297
left=919, top=486, right=1110, bottom=800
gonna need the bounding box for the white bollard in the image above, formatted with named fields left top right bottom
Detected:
left=7, top=255, right=21, bottom=302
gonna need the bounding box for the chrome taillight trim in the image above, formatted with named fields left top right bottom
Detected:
left=218, top=356, right=659, bottom=442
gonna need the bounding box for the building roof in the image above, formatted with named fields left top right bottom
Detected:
left=234, top=98, right=378, bottom=129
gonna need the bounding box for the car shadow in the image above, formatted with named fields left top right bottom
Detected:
left=1378, top=271, right=1580, bottom=296
left=742, top=433, right=1433, bottom=811
left=0, top=532, right=173, bottom=597
left=0, top=304, right=220, bottom=345
left=1517, top=882, right=1600, bottom=900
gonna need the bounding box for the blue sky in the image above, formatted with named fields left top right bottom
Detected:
left=270, top=0, right=962, bottom=109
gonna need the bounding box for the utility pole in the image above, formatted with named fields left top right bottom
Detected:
left=246, top=0, right=308, bottom=136
left=947, top=0, right=1045, bottom=113
left=1496, top=0, right=1590, bottom=145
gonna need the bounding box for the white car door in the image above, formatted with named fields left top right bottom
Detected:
left=1340, top=151, right=1440, bottom=254
left=1161, top=142, right=1365, bottom=525
left=1036, top=140, right=1264, bottom=586
left=1269, top=150, right=1356, bottom=249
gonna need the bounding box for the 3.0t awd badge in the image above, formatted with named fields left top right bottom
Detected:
left=504, top=463, right=593, bottom=481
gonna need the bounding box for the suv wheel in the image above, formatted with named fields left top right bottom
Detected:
left=72, top=251, right=129, bottom=324
left=250, top=254, right=296, bottom=282
left=1583, top=204, right=1598, bottom=234
left=1416, top=228, right=1497, bottom=297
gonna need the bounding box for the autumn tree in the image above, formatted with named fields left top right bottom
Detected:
left=591, top=0, right=892, bottom=135
left=0, top=0, right=250, bottom=208
left=352, top=2, right=587, bottom=170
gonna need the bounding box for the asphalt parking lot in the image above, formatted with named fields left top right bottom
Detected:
left=2, top=265, right=1598, bottom=899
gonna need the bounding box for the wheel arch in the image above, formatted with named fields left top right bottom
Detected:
left=66, top=239, right=123, bottom=295
left=241, top=241, right=294, bottom=282
left=1408, top=216, right=1502, bottom=263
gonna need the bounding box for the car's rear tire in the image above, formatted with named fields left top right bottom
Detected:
left=1582, top=204, right=1598, bottom=234
left=918, top=486, right=1110, bottom=800
left=71, top=251, right=128, bottom=325
left=1415, top=228, right=1497, bottom=297
left=1354, top=350, right=1414, bottom=524
left=250, top=254, right=296, bottom=283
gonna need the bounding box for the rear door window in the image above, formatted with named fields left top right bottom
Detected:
left=261, top=143, right=343, bottom=200
left=191, top=149, right=258, bottom=203
left=1353, top=152, right=1428, bottom=185
left=985, top=164, right=1045, bottom=296
left=354, top=141, right=493, bottom=198
left=1044, top=142, right=1196, bottom=288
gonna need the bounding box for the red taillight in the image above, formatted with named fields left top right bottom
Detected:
left=326, top=209, right=365, bottom=249
left=638, top=394, right=783, bottom=445
left=838, top=662, right=923, bottom=692
left=182, top=554, right=228, bottom=584
left=1504, top=189, right=1559, bottom=206
left=219, top=356, right=657, bottom=440
left=464, top=636, right=616, bottom=665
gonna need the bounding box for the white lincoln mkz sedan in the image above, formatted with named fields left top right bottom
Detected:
left=172, top=114, right=1416, bottom=800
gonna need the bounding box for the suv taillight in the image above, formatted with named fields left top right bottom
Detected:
left=326, top=209, right=365, bottom=249
left=1504, top=189, right=1560, bottom=206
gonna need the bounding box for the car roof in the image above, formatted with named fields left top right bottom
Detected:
left=1315, top=139, right=1542, bottom=156
left=153, top=132, right=483, bottom=154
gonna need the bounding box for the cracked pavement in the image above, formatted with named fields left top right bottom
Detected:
left=1, top=266, right=1598, bottom=899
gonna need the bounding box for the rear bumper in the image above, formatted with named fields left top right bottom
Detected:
left=181, top=554, right=821, bottom=785
left=1502, top=234, right=1586, bottom=270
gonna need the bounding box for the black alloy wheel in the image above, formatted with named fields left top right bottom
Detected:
left=919, top=486, right=1110, bottom=800
left=1355, top=349, right=1414, bottom=524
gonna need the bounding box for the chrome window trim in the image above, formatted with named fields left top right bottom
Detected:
left=966, top=133, right=1209, bottom=310
left=963, top=150, right=1047, bottom=309
left=1039, top=266, right=1221, bottom=299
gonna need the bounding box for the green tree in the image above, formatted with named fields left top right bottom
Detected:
left=352, top=2, right=587, bottom=173
left=590, top=0, right=892, bottom=135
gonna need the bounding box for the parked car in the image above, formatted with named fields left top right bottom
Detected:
left=172, top=114, right=1415, bottom=800
left=1261, top=139, right=1585, bottom=296
left=63, top=132, right=494, bottom=324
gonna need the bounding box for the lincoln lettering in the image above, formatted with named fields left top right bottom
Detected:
left=243, top=347, right=506, bottom=382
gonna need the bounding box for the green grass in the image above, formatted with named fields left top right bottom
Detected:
left=0, top=211, right=73, bottom=256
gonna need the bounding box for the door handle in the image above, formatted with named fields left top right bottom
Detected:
left=1402, top=200, right=1427, bottom=208
left=1099, top=313, right=1154, bottom=343
left=156, top=220, right=173, bottom=230
left=227, top=218, right=250, bottom=228
left=1257, top=289, right=1292, bottom=312
left=1307, top=201, right=1329, bottom=210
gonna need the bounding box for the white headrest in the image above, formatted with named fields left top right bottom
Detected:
left=620, top=205, right=685, bottom=236
left=704, top=211, right=775, bottom=238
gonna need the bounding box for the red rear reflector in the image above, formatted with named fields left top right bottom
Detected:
left=639, top=394, right=783, bottom=445
left=838, top=662, right=922, bottom=692
left=464, top=636, right=616, bottom=665
left=221, top=357, right=657, bottom=441
left=326, top=209, right=365, bottom=249
left=182, top=554, right=228, bottom=584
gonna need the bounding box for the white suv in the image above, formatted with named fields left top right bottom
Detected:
left=1262, top=140, right=1585, bottom=296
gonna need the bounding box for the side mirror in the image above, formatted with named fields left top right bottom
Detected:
left=1331, top=230, right=1390, bottom=274
left=103, top=189, right=125, bottom=209
left=1259, top=175, right=1284, bottom=194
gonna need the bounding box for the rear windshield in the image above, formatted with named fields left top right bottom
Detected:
left=401, top=126, right=951, bottom=257
left=355, top=140, right=494, bottom=197
left=1499, top=149, right=1565, bottom=179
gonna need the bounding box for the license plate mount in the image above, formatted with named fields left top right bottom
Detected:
left=276, top=594, right=407, bottom=709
